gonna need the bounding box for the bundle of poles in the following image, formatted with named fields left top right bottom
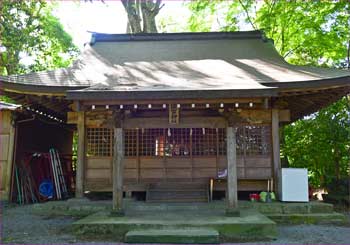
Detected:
left=12, top=149, right=73, bottom=205
left=49, top=148, right=68, bottom=200
left=14, top=161, right=38, bottom=205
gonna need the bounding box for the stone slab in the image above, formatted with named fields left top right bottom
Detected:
left=268, top=212, right=348, bottom=225
left=73, top=209, right=277, bottom=242
left=125, top=228, right=219, bottom=244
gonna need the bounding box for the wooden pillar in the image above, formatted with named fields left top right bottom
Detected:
left=112, top=127, right=124, bottom=215
left=226, top=126, right=239, bottom=216
left=75, top=111, right=85, bottom=198
left=0, top=110, right=16, bottom=201
left=272, top=109, right=281, bottom=198
left=4, top=120, right=15, bottom=201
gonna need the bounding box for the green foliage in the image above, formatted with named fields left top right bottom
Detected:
left=0, top=95, right=15, bottom=103
left=187, top=1, right=350, bottom=187
left=187, top=0, right=241, bottom=32
left=0, top=0, right=78, bottom=75
left=187, top=0, right=350, bottom=67
left=257, top=1, right=349, bottom=67
left=282, top=98, right=350, bottom=187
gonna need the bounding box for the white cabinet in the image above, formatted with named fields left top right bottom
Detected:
left=279, top=168, right=309, bottom=202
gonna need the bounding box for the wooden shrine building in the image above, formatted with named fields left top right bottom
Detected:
left=1, top=31, right=350, bottom=215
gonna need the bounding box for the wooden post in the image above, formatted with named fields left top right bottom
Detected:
left=136, top=128, right=140, bottom=184
left=4, top=119, right=15, bottom=201
left=226, top=126, right=239, bottom=216
left=112, top=127, right=124, bottom=215
left=75, top=111, right=85, bottom=198
left=0, top=110, right=16, bottom=201
left=272, top=109, right=281, bottom=198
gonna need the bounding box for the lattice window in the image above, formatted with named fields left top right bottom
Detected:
left=243, top=125, right=271, bottom=156
left=218, top=128, right=227, bottom=155
left=126, top=128, right=227, bottom=157
left=140, top=128, right=165, bottom=157
left=125, top=129, right=138, bottom=157
left=192, top=128, right=217, bottom=156
left=86, top=126, right=270, bottom=158
left=86, top=128, right=113, bottom=157
left=236, top=127, right=245, bottom=156
left=165, top=128, right=191, bottom=157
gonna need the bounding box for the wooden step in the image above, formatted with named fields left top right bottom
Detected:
left=149, top=182, right=207, bottom=189
left=146, top=182, right=209, bottom=202
left=147, top=198, right=209, bottom=203
left=125, top=228, right=219, bottom=244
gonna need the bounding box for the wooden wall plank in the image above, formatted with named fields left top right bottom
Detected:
left=245, top=156, right=271, bottom=167
left=0, top=135, right=9, bottom=161
left=166, top=169, right=192, bottom=179
left=140, top=158, right=164, bottom=169
left=140, top=169, right=164, bottom=179
left=86, top=169, right=111, bottom=180
left=163, top=157, right=194, bottom=168
left=87, top=158, right=111, bottom=169
left=245, top=168, right=272, bottom=179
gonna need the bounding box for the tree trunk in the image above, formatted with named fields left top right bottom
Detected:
left=347, top=39, right=349, bottom=70
left=141, top=0, right=162, bottom=33
left=122, top=0, right=142, bottom=33
left=122, top=0, right=162, bottom=33
left=141, top=8, right=158, bottom=33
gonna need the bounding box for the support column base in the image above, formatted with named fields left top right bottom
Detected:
left=226, top=208, right=240, bottom=217
left=111, top=209, right=125, bottom=217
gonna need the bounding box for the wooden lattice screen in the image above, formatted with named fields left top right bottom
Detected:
left=86, top=128, right=113, bottom=157
left=86, top=126, right=271, bottom=158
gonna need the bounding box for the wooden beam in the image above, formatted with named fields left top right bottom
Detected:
left=82, top=98, right=264, bottom=106
left=271, top=109, right=281, bottom=199
left=226, top=126, right=239, bottom=216
left=124, top=116, right=227, bottom=129
left=112, top=127, right=125, bottom=215
left=75, top=111, right=85, bottom=198
left=67, top=111, right=78, bottom=124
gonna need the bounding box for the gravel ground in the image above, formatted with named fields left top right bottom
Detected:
left=1, top=205, right=350, bottom=244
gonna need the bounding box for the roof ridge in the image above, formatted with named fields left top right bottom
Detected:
left=90, top=30, right=264, bottom=44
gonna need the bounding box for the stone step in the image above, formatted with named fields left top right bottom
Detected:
left=253, top=201, right=335, bottom=214
left=125, top=228, right=219, bottom=244
left=267, top=212, right=348, bottom=225
left=72, top=209, right=277, bottom=242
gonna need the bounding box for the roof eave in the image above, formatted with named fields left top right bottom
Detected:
left=90, top=30, right=265, bottom=43
left=265, top=75, right=350, bottom=91
left=66, top=88, right=279, bottom=101
left=0, top=80, right=88, bottom=96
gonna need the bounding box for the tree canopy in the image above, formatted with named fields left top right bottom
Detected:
left=188, top=0, right=350, bottom=68
left=0, top=0, right=78, bottom=75
left=188, top=0, right=350, bottom=187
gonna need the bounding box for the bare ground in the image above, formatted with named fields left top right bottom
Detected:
left=1, top=204, right=350, bottom=244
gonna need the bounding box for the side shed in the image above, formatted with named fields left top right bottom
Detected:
left=0, top=101, right=74, bottom=202
left=0, top=102, right=18, bottom=201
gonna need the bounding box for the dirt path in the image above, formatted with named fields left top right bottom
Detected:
left=1, top=205, right=350, bottom=244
